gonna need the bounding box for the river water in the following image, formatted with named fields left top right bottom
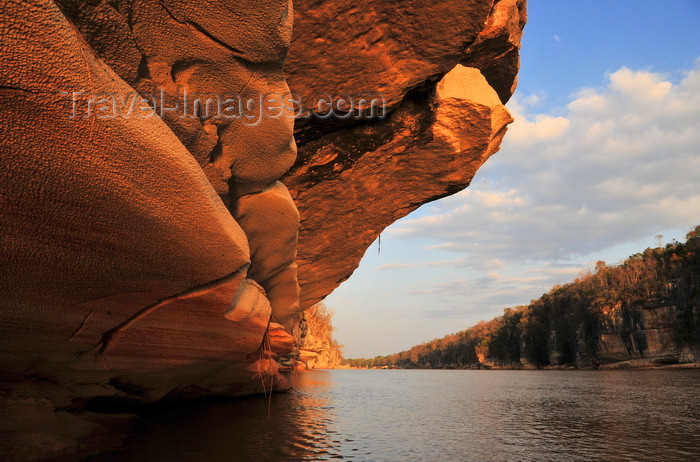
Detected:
left=95, top=369, right=700, bottom=461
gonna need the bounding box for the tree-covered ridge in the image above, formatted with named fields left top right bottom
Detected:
left=347, top=226, right=700, bottom=369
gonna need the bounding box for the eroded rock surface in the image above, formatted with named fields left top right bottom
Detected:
left=285, top=65, right=514, bottom=307
left=0, top=0, right=525, bottom=458
left=284, top=0, right=525, bottom=308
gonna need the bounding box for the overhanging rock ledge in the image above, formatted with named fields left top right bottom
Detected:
left=0, top=0, right=525, bottom=458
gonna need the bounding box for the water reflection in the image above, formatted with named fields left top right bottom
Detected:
left=92, top=369, right=700, bottom=461
left=91, top=371, right=342, bottom=461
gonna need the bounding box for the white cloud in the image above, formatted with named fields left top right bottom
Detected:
left=410, top=266, right=572, bottom=314
left=374, top=257, right=501, bottom=272
left=331, top=60, right=700, bottom=358
left=374, top=262, right=419, bottom=271
left=507, top=111, right=570, bottom=146
left=519, top=93, right=543, bottom=108
left=388, top=60, right=700, bottom=264
left=607, top=67, right=672, bottom=101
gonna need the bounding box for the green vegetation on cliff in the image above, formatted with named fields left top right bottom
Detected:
left=347, top=226, right=700, bottom=369
left=299, top=303, right=345, bottom=369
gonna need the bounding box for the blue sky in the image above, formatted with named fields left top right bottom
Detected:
left=326, top=1, right=700, bottom=359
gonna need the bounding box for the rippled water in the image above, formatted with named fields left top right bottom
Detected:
left=95, top=369, right=700, bottom=461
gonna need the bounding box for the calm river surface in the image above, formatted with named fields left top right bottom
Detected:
left=95, top=369, right=700, bottom=461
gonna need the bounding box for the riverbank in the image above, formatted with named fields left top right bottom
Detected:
left=346, top=358, right=700, bottom=370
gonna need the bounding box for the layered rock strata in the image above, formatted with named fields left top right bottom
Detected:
left=0, top=0, right=525, bottom=458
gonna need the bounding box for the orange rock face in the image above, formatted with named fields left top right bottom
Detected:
left=285, top=65, right=515, bottom=307
left=0, top=1, right=525, bottom=453
left=285, top=0, right=525, bottom=308
left=1, top=0, right=297, bottom=401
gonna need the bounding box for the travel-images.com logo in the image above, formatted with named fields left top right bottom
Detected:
left=59, top=87, right=386, bottom=125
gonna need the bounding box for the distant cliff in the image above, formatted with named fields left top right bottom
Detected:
left=350, top=227, right=700, bottom=370
left=297, top=303, right=345, bottom=369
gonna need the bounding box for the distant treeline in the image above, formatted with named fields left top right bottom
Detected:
left=346, top=226, right=700, bottom=369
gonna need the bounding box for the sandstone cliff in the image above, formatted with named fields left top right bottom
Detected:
left=297, top=303, right=345, bottom=369
left=0, top=0, right=524, bottom=458
left=284, top=0, right=525, bottom=309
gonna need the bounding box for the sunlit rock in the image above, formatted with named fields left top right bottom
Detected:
left=233, top=182, right=301, bottom=330
left=284, top=65, right=514, bottom=308
left=0, top=0, right=526, bottom=457
left=297, top=303, right=345, bottom=369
